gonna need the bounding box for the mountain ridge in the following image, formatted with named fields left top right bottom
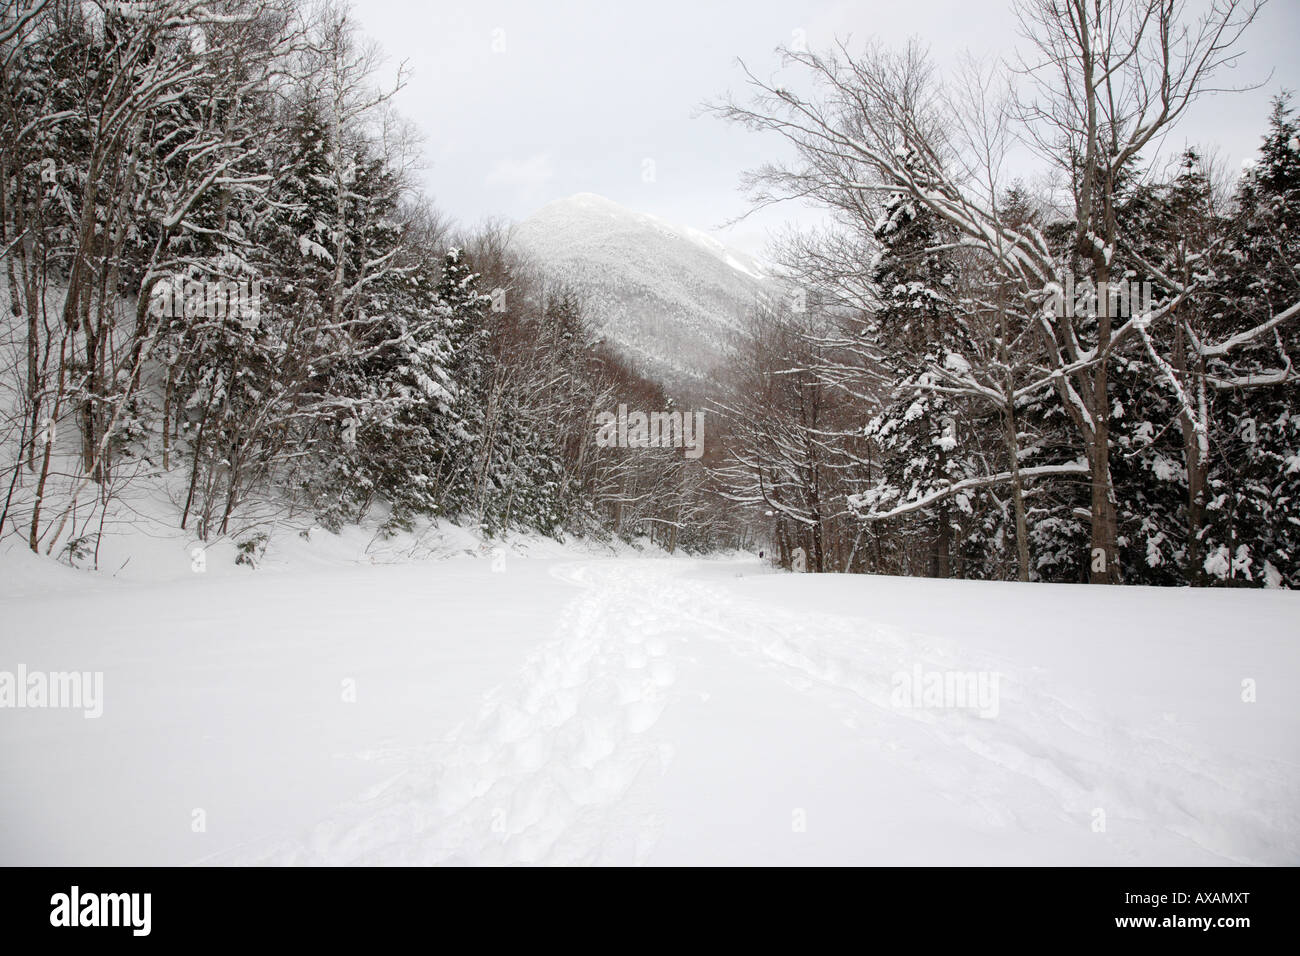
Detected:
left=511, top=192, right=771, bottom=394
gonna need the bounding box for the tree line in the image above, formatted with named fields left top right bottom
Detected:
left=0, top=0, right=737, bottom=565
left=3, top=0, right=1296, bottom=588
left=709, top=0, right=1299, bottom=586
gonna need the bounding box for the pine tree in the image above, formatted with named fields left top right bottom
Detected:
left=859, top=187, right=973, bottom=577
left=1203, top=96, right=1300, bottom=586
left=429, top=247, right=491, bottom=521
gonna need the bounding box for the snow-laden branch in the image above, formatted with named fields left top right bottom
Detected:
left=852, top=461, right=1089, bottom=522
left=1199, top=298, right=1300, bottom=358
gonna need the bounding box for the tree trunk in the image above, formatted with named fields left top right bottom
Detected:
left=1087, top=257, right=1121, bottom=584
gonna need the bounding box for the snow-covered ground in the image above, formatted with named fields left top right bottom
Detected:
left=1, top=535, right=1297, bottom=865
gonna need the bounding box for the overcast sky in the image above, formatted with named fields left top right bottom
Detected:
left=351, top=0, right=1300, bottom=258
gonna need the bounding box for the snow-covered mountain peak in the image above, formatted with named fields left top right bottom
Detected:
left=513, top=194, right=771, bottom=393
left=530, top=193, right=768, bottom=281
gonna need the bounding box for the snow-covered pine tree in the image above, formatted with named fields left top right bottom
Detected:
left=428, top=246, right=491, bottom=522
left=1103, top=150, right=1218, bottom=585
left=1202, top=97, right=1300, bottom=586
left=858, top=186, right=973, bottom=577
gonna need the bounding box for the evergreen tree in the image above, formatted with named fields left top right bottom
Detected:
left=1203, top=96, right=1300, bottom=586
left=860, top=186, right=974, bottom=577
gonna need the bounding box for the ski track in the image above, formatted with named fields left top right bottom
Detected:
left=219, top=559, right=1297, bottom=866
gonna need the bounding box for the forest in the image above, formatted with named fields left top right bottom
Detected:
left=0, top=0, right=1296, bottom=587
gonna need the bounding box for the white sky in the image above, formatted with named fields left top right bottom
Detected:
left=351, top=0, right=1300, bottom=258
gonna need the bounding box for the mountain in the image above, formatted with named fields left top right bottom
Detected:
left=511, top=193, right=770, bottom=394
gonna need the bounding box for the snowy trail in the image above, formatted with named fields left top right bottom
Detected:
left=204, top=557, right=1297, bottom=866
left=220, top=560, right=691, bottom=864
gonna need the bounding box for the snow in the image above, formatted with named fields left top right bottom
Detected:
left=2, top=536, right=1297, bottom=866
left=512, top=193, right=769, bottom=390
